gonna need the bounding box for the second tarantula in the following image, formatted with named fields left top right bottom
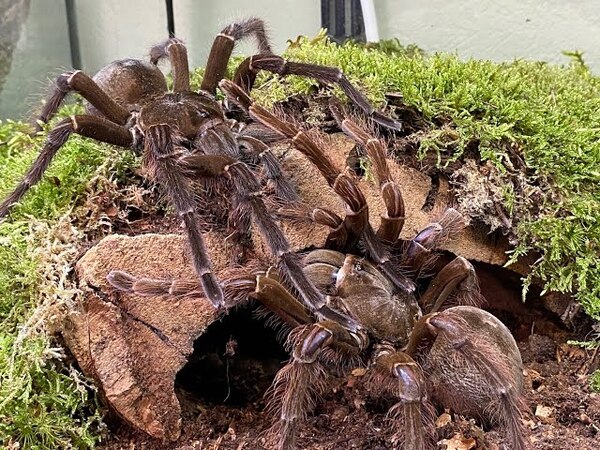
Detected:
left=108, top=82, right=528, bottom=449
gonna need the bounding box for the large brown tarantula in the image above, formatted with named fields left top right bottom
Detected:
left=1, top=18, right=528, bottom=450
left=0, top=17, right=398, bottom=307
left=110, top=82, right=528, bottom=449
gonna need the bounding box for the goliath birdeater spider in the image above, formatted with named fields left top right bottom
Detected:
left=0, top=18, right=528, bottom=450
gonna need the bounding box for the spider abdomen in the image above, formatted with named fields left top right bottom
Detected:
left=89, top=59, right=167, bottom=114
left=424, top=306, right=524, bottom=421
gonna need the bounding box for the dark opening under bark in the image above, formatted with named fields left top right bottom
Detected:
left=176, top=304, right=289, bottom=407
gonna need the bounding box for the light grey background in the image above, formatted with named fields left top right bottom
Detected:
left=1, top=0, right=599, bottom=119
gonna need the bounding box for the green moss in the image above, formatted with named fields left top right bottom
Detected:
left=592, top=369, right=600, bottom=392
left=0, top=118, right=134, bottom=448
left=226, top=33, right=599, bottom=319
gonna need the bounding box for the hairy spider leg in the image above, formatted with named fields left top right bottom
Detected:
left=369, top=345, right=435, bottom=450
left=236, top=135, right=298, bottom=202
left=232, top=54, right=402, bottom=131
left=418, top=256, right=482, bottom=313
left=329, top=98, right=406, bottom=244
left=108, top=262, right=312, bottom=329
left=201, top=17, right=273, bottom=94
left=220, top=82, right=376, bottom=249
left=143, top=124, right=224, bottom=308
left=266, top=318, right=366, bottom=450
left=150, top=37, right=190, bottom=92
left=0, top=115, right=132, bottom=218
left=397, top=208, right=461, bottom=275
left=277, top=202, right=351, bottom=251
left=33, top=71, right=130, bottom=131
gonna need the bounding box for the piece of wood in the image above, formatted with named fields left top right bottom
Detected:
left=65, top=233, right=228, bottom=440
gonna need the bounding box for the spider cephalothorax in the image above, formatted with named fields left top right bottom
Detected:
left=1, top=18, right=528, bottom=450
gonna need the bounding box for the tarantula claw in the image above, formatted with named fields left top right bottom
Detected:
left=107, top=270, right=136, bottom=292
left=296, top=324, right=334, bottom=362
left=371, top=110, right=403, bottom=131
left=219, top=79, right=252, bottom=111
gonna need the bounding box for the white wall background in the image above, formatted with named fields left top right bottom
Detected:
left=2, top=0, right=600, bottom=119
left=374, top=0, right=600, bottom=67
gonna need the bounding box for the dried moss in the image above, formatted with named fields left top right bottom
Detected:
left=0, top=115, right=135, bottom=448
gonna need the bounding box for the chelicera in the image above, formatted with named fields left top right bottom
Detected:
left=0, top=17, right=528, bottom=450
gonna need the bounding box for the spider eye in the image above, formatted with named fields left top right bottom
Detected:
left=354, top=262, right=362, bottom=272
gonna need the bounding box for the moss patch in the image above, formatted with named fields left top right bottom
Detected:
left=0, top=116, right=135, bottom=448
left=232, top=32, right=600, bottom=320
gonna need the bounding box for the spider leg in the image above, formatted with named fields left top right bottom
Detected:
left=202, top=17, right=273, bottom=94
left=34, top=71, right=130, bottom=131
left=253, top=273, right=313, bottom=328
left=399, top=207, right=468, bottom=278
left=232, top=54, right=402, bottom=131
left=329, top=99, right=406, bottom=244
left=149, top=38, right=190, bottom=92
left=107, top=270, right=204, bottom=297
left=418, top=256, right=482, bottom=313
left=267, top=320, right=366, bottom=450
left=411, top=207, right=466, bottom=250
left=370, top=345, right=435, bottom=450
left=144, top=124, right=224, bottom=308
left=0, top=115, right=132, bottom=218
left=237, top=90, right=414, bottom=292
left=237, top=135, right=298, bottom=201
left=277, top=203, right=349, bottom=251
left=223, top=80, right=348, bottom=247
left=237, top=121, right=288, bottom=145
left=179, top=153, right=360, bottom=331
left=406, top=307, right=528, bottom=450
left=108, top=265, right=312, bottom=328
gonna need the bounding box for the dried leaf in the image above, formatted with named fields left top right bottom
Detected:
left=535, top=404, right=554, bottom=421
left=351, top=367, right=367, bottom=377
left=435, top=412, right=452, bottom=428
left=439, top=433, right=476, bottom=450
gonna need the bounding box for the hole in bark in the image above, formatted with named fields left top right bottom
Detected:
left=421, top=173, right=440, bottom=212
left=175, top=304, right=288, bottom=407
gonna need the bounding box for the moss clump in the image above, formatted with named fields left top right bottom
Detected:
left=592, top=368, right=600, bottom=392
left=0, top=117, right=134, bottom=448
left=226, top=32, right=599, bottom=320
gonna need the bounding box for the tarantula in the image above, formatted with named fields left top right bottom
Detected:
left=0, top=17, right=527, bottom=449
left=108, top=83, right=527, bottom=449
left=0, top=17, right=398, bottom=308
